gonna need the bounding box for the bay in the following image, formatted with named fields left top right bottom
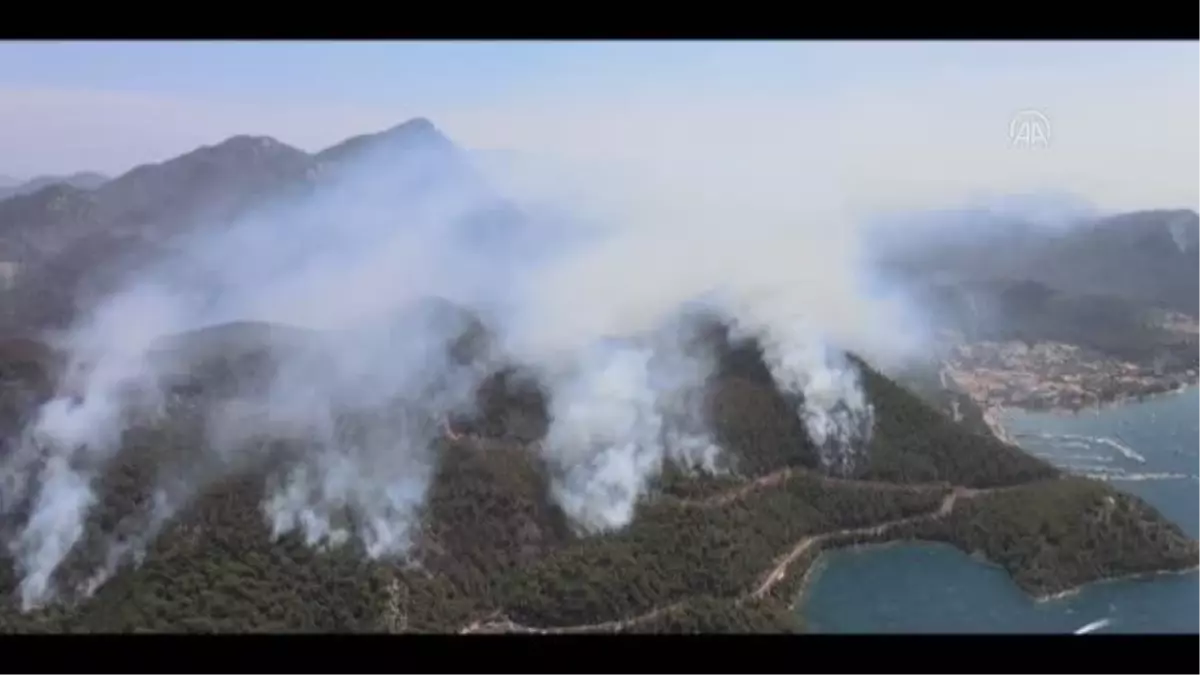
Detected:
left=799, top=387, right=1199, bottom=633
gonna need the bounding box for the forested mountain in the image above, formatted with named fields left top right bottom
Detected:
left=0, top=120, right=1195, bottom=633
left=0, top=313, right=1193, bottom=633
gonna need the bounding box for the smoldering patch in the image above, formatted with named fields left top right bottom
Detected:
left=533, top=312, right=723, bottom=533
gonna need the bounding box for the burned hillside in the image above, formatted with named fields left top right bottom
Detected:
left=0, top=303, right=1193, bottom=632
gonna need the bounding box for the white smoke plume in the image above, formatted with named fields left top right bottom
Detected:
left=1, top=113, right=929, bottom=609
left=1, top=283, right=184, bottom=609
left=728, top=312, right=875, bottom=477
left=538, top=315, right=721, bottom=533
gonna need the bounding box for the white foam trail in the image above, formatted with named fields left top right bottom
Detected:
left=1099, top=470, right=1190, bottom=480
left=1093, top=437, right=1147, bottom=464
left=1065, top=464, right=1126, bottom=475
left=1023, top=433, right=1147, bottom=464
left=1062, top=454, right=1114, bottom=463
left=1073, top=618, right=1112, bottom=635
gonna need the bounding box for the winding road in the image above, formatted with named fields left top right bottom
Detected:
left=455, top=467, right=1007, bottom=634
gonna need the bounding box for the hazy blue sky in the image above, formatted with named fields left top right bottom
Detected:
left=0, top=41, right=1195, bottom=211
left=0, top=41, right=1095, bottom=104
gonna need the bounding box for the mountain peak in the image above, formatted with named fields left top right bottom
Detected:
left=314, top=116, right=457, bottom=167
left=385, top=117, right=437, bottom=136
left=103, top=133, right=312, bottom=193
left=192, top=134, right=307, bottom=163
left=213, top=134, right=280, bottom=149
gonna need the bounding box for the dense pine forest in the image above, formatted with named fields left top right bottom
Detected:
left=0, top=317, right=1193, bottom=634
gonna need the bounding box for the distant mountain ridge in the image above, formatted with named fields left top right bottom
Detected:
left=0, top=118, right=516, bottom=334
left=2, top=117, right=1196, bottom=340
left=0, top=118, right=476, bottom=258
left=0, top=171, right=109, bottom=201
left=875, top=208, right=1200, bottom=317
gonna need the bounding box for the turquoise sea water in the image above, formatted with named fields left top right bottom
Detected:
left=799, top=387, right=1199, bottom=634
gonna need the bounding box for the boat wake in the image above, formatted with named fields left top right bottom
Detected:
left=1073, top=618, right=1112, bottom=635
left=1017, top=433, right=1198, bottom=482
left=1017, top=432, right=1147, bottom=462
left=1081, top=471, right=1197, bottom=483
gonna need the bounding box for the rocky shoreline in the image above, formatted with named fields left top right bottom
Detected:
left=1033, top=563, right=1200, bottom=604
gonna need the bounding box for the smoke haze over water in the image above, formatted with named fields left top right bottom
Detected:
left=1, top=116, right=961, bottom=610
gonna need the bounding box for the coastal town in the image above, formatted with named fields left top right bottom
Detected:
left=940, top=339, right=1198, bottom=414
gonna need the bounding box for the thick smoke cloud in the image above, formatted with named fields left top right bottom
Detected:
left=1, top=120, right=928, bottom=610
left=538, top=316, right=722, bottom=533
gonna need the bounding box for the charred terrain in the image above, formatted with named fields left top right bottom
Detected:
left=0, top=119, right=1196, bottom=633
